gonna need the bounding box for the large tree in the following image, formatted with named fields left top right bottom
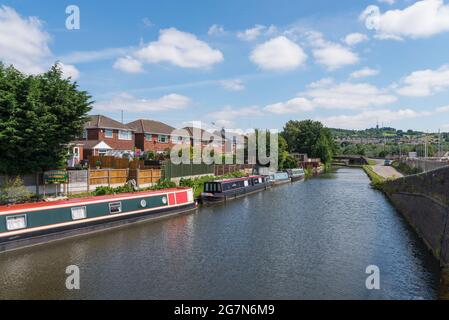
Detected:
left=0, top=64, right=92, bottom=175
left=282, top=120, right=337, bottom=164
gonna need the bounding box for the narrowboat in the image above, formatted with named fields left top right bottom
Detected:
left=269, top=172, right=291, bottom=186
left=0, top=187, right=196, bottom=253
left=285, top=168, right=305, bottom=182
left=200, top=175, right=271, bottom=204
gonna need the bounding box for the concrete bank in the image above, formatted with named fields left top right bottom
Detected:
left=381, top=167, right=449, bottom=265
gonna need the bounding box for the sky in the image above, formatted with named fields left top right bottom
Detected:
left=1, top=0, right=449, bottom=132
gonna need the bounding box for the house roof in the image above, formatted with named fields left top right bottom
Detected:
left=85, top=115, right=133, bottom=131
left=213, top=130, right=247, bottom=143
left=71, top=140, right=112, bottom=150
left=183, top=127, right=222, bottom=142
left=127, top=119, right=175, bottom=135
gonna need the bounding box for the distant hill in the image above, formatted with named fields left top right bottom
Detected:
left=329, top=127, right=424, bottom=139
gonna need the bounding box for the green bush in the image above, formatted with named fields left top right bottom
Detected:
left=150, top=180, right=177, bottom=190
left=93, top=186, right=115, bottom=196
left=0, top=176, right=33, bottom=204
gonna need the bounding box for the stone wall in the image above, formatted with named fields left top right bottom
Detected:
left=405, top=159, right=449, bottom=173
left=383, top=166, right=449, bottom=265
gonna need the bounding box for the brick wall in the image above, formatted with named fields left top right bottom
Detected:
left=87, top=128, right=135, bottom=150
left=136, top=133, right=174, bottom=152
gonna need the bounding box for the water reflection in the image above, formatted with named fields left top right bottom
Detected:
left=0, top=168, right=441, bottom=299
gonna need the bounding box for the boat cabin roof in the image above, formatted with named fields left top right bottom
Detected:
left=212, top=175, right=264, bottom=184
left=0, top=187, right=190, bottom=214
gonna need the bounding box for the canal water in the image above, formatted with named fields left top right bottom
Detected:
left=0, top=168, right=441, bottom=299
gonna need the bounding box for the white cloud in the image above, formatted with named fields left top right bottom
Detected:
left=208, top=24, right=225, bottom=36
left=57, top=62, right=80, bottom=80
left=250, top=36, right=307, bottom=71
left=307, top=32, right=359, bottom=70
left=59, top=47, right=130, bottom=64
left=237, top=25, right=266, bottom=41
left=135, top=28, right=223, bottom=68
left=396, top=64, right=449, bottom=97
left=265, top=98, right=314, bottom=114
left=95, top=93, right=191, bottom=112
left=436, top=105, right=449, bottom=112
left=320, top=108, right=430, bottom=129
left=265, top=80, right=396, bottom=114
left=343, top=33, right=369, bottom=46
left=207, top=105, right=262, bottom=127
left=220, top=79, right=245, bottom=91
left=0, top=5, right=51, bottom=74
left=350, top=67, right=379, bottom=79
left=113, top=56, right=144, bottom=73
left=361, top=0, right=449, bottom=40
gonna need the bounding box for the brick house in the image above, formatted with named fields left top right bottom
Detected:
left=183, top=126, right=223, bottom=153
left=69, top=115, right=135, bottom=161
left=127, top=119, right=181, bottom=153
left=83, top=115, right=135, bottom=151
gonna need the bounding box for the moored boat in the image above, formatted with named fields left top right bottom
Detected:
left=200, top=175, right=271, bottom=204
left=269, top=172, right=291, bottom=185
left=0, top=187, right=196, bottom=253
left=285, top=168, right=305, bottom=182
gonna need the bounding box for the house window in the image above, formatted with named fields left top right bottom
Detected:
left=171, top=135, right=183, bottom=144
left=119, top=130, right=132, bottom=140
left=109, top=202, right=122, bottom=214
left=73, top=147, right=80, bottom=157
left=145, top=134, right=153, bottom=141
left=6, top=215, right=27, bottom=231
left=158, top=135, right=168, bottom=143
left=82, top=129, right=87, bottom=139
left=105, top=129, right=113, bottom=138
left=71, top=206, right=87, bottom=220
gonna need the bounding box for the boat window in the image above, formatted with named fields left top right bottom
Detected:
left=109, top=202, right=122, bottom=214
left=6, top=215, right=27, bottom=231
left=253, top=178, right=259, bottom=185
left=71, top=206, right=87, bottom=220
left=244, top=180, right=249, bottom=187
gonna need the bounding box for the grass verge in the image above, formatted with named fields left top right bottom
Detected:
left=362, top=165, right=385, bottom=190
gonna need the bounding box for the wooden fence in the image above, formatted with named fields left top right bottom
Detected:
left=88, top=169, right=129, bottom=186
left=129, top=169, right=162, bottom=186
left=89, top=156, right=131, bottom=169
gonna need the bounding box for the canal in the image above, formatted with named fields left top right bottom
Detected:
left=0, top=168, right=441, bottom=299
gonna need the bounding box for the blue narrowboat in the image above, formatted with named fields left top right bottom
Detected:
left=200, top=175, right=271, bottom=204
left=0, top=187, right=196, bottom=253
left=269, top=172, right=291, bottom=186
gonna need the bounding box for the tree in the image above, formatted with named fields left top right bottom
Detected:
left=282, top=120, right=337, bottom=164
left=0, top=64, right=92, bottom=175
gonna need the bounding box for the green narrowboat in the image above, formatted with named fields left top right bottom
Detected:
left=0, top=187, right=196, bottom=253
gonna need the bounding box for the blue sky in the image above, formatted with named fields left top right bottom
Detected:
left=1, top=0, right=449, bottom=132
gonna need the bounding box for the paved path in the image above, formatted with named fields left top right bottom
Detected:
left=370, top=159, right=403, bottom=180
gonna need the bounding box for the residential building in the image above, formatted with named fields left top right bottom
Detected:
left=127, top=119, right=183, bottom=153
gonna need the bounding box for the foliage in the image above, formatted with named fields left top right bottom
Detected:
left=0, top=176, right=33, bottom=204
left=0, top=63, right=92, bottom=175
left=362, top=165, right=385, bottom=190
left=392, top=161, right=422, bottom=176
left=149, top=179, right=177, bottom=190
left=282, top=120, right=337, bottom=164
